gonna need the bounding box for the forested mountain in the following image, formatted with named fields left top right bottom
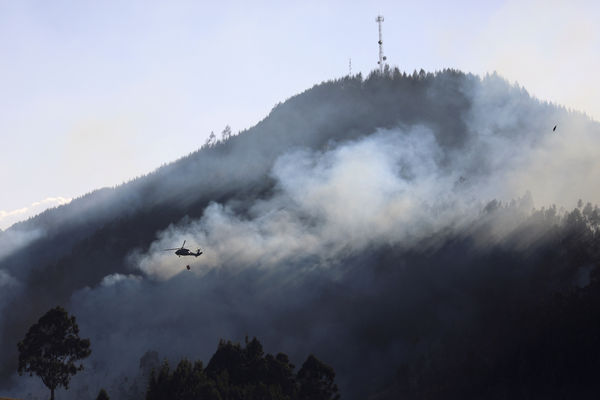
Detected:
left=2, top=68, right=600, bottom=399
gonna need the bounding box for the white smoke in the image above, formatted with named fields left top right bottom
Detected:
left=8, top=73, right=600, bottom=400
left=132, top=119, right=582, bottom=280
left=0, top=228, right=44, bottom=263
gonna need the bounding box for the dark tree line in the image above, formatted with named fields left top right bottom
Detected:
left=372, top=202, right=600, bottom=399
left=147, top=337, right=339, bottom=400
left=16, top=307, right=338, bottom=400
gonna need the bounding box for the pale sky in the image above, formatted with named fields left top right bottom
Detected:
left=1, top=0, right=598, bottom=229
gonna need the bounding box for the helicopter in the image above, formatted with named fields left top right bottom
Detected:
left=163, top=240, right=203, bottom=257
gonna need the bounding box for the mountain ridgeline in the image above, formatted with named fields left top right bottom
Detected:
left=2, top=69, right=600, bottom=399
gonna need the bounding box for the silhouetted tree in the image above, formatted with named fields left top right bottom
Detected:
left=147, top=360, right=172, bottom=400
left=147, top=358, right=220, bottom=400
left=96, top=388, right=110, bottom=400
left=221, top=125, right=232, bottom=141
left=297, top=355, right=339, bottom=400
left=204, top=131, right=217, bottom=147
left=151, top=338, right=337, bottom=400
left=265, top=353, right=296, bottom=398
left=17, top=306, right=91, bottom=400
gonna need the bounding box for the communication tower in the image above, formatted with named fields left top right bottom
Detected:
left=375, top=15, right=387, bottom=73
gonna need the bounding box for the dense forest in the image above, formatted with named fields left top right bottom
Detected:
left=145, top=337, right=338, bottom=400
left=371, top=202, right=600, bottom=399
left=1, top=68, right=600, bottom=399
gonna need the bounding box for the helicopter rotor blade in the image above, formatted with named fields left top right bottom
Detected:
left=163, top=248, right=180, bottom=251
left=181, top=240, right=186, bottom=249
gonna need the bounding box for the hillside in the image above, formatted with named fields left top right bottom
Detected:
left=2, top=69, right=600, bottom=399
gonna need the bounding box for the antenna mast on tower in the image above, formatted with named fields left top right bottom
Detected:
left=375, top=15, right=387, bottom=74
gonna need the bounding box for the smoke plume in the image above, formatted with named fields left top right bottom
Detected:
left=3, top=71, right=600, bottom=399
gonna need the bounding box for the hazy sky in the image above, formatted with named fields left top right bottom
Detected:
left=1, top=0, right=598, bottom=229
